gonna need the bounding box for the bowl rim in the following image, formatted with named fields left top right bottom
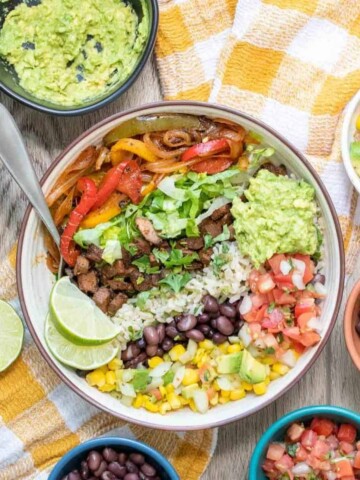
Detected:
left=48, top=436, right=180, bottom=480
left=16, top=100, right=345, bottom=429
left=248, top=405, right=360, bottom=479
left=0, top=0, right=159, bottom=116
left=341, top=89, right=360, bottom=194
left=344, top=278, right=360, bottom=371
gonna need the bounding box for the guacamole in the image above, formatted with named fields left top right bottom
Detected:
left=0, top=0, right=148, bottom=106
left=231, top=169, right=319, bottom=267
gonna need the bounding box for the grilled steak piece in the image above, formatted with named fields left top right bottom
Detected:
left=151, top=273, right=161, bottom=286
left=199, top=248, right=213, bottom=265
left=135, top=217, right=162, bottom=245
left=199, top=218, right=223, bottom=238
left=261, top=162, right=287, bottom=176
left=218, top=212, right=233, bottom=226
left=211, top=204, right=231, bottom=221
left=101, top=260, right=134, bottom=279
left=108, top=293, right=128, bottom=316
left=132, top=237, right=151, bottom=256
left=74, top=255, right=90, bottom=276
left=178, top=237, right=204, bottom=250
left=228, top=225, right=235, bottom=241
left=77, top=270, right=98, bottom=293
left=84, top=244, right=103, bottom=263
left=185, top=261, right=203, bottom=270
left=121, top=247, right=132, bottom=268
left=129, top=270, right=153, bottom=291
left=93, top=287, right=111, bottom=313
left=106, top=279, right=134, bottom=292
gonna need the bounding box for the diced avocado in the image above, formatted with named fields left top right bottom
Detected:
left=132, top=370, right=150, bottom=392
left=163, top=369, right=175, bottom=386
left=216, top=352, right=243, bottom=374
left=181, top=384, right=199, bottom=399
left=239, top=350, right=267, bottom=384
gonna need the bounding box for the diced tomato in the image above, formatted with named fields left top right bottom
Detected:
left=287, top=423, right=305, bottom=442
left=293, top=254, right=314, bottom=284
left=312, top=439, right=330, bottom=459
left=297, top=312, right=316, bottom=331
left=301, top=429, right=318, bottom=450
left=340, top=441, right=355, bottom=455
left=262, top=458, right=276, bottom=474
left=249, top=270, right=260, bottom=293
left=244, top=305, right=267, bottom=323
left=334, top=458, right=355, bottom=478
left=150, top=389, right=162, bottom=401
left=283, top=327, right=302, bottom=342
left=257, top=273, right=276, bottom=293
left=295, top=445, right=308, bottom=462
left=274, top=274, right=295, bottom=291
left=249, top=323, right=262, bottom=337
left=273, top=288, right=297, bottom=305
left=338, top=424, right=357, bottom=444
left=255, top=305, right=268, bottom=323
left=262, top=308, right=284, bottom=332
left=267, top=290, right=275, bottom=304
left=354, top=451, right=360, bottom=469
left=295, top=298, right=316, bottom=318
left=327, top=434, right=339, bottom=450
left=206, top=387, right=216, bottom=401
left=356, top=440, right=360, bottom=451
left=298, top=331, right=321, bottom=347
left=274, top=454, right=294, bottom=473
left=251, top=294, right=268, bottom=308
left=307, top=454, right=331, bottom=471
left=268, top=254, right=287, bottom=275
left=292, top=340, right=306, bottom=355
left=266, top=443, right=286, bottom=461
left=310, top=418, right=335, bottom=437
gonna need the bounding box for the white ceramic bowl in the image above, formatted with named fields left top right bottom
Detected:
left=342, top=90, right=360, bottom=193
left=17, top=101, right=345, bottom=430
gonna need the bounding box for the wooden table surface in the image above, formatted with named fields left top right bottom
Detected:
left=0, top=56, right=358, bottom=479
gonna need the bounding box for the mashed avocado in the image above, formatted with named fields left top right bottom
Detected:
left=0, top=0, right=148, bottom=106
left=231, top=169, right=319, bottom=267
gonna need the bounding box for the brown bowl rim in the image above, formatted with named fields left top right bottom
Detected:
left=344, top=279, right=360, bottom=370
left=16, top=100, right=345, bottom=430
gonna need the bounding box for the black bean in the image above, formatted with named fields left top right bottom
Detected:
left=356, top=320, right=360, bottom=336
left=146, top=345, right=158, bottom=357
left=207, top=328, right=215, bottom=339
left=186, top=329, right=205, bottom=342
left=213, top=332, right=227, bottom=345
left=103, top=448, right=118, bottom=463
left=216, top=316, right=235, bottom=336
left=219, top=303, right=236, bottom=318
left=68, top=472, right=81, bottom=480
left=165, top=326, right=179, bottom=339
left=108, top=462, right=127, bottom=477
left=177, top=314, right=197, bottom=332
left=197, top=313, right=210, bottom=324
left=129, top=453, right=145, bottom=465
left=169, top=319, right=177, bottom=327
left=101, top=472, right=117, bottom=480
left=122, top=344, right=141, bottom=361
left=198, top=324, right=210, bottom=335
left=118, top=453, right=128, bottom=465
left=88, top=451, right=102, bottom=471
left=125, top=461, right=139, bottom=473
left=61, top=476, right=69, bottom=480
left=124, top=474, right=140, bottom=480
left=313, top=273, right=326, bottom=285
left=156, top=348, right=164, bottom=357
left=143, top=326, right=159, bottom=346
left=156, top=324, right=166, bottom=343
left=81, top=461, right=90, bottom=479
left=94, top=460, right=107, bottom=477
left=137, top=338, right=146, bottom=349
left=161, top=337, right=174, bottom=351
left=202, top=295, right=219, bottom=313
left=133, top=352, right=148, bottom=366
left=210, top=318, right=218, bottom=329
left=140, top=463, right=157, bottom=477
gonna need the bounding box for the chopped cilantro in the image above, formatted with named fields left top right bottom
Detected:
left=212, top=254, right=228, bottom=276
left=152, top=248, right=170, bottom=264
left=204, top=234, right=214, bottom=249
left=152, top=248, right=199, bottom=269
left=125, top=244, right=138, bottom=256
left=286, top=443, right=298, bottom=457
left=159, top=272, right=192, bottom=293
left=264, top=347, right=275, bottom=355
left=267, top=302, right=276, bottom=313
left=132, top=255, right=160, bottom=274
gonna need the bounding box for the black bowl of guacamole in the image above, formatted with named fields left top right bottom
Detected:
left=0, top=0, right=158, bottom=115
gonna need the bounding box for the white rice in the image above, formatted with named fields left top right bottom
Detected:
left=112, top=241, right=252, bottom=347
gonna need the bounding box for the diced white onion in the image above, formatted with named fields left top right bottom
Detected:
left=149, top=362, right=172, bottom=378
left=240, top=296, right=252, bottom=315
left=279, top=350, right=297, bottom=368
left=253, top=338, right=266, bottom=350
left=172, top=365, right=186, bottom=388
left=217, top=376, right=233, bottom=391
left=292, top=462, right=312, bottom=475
left=146, top=378, right=164, bottom=391
left=292, top=259, right=306, bottom=275
left=292, top=272, right=305, bottom=290
left=239, top=325, right=252, bottom=347
left=193, top=389, right=209, bottom=413
left=307, top=317, right=323, bottom=333
left=122, top=370, right=134, bottom=383
left=120, top=383, right=136, bottom=398
left=228, top=336, right=241, bottom=344
left=314, top=282, right=327, bottom=295
left=195, top=197, right=231, bottom=225
left=324, top=472, right=337, bottom=480
left=280, top=260, right=292, bottom=275
left=120, top=395, right=134, bottom=407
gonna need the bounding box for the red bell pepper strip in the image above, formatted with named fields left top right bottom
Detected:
left=116, top=159, right=142, bottom=204
left=190, top=157, right=233, bottom=174
left=60, top=177, right=98, bottom=267
left=181, top=138, right=229, bottom=162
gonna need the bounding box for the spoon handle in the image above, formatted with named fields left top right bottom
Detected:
left=0, top=104, right=60, bottom=246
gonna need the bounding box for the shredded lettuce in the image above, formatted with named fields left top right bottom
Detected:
left=102, top=240, right=122, bottom=264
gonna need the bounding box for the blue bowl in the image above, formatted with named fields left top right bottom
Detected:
left=249, top=405, right=360, bottom=480
left=48, top=437, right=180, bottom=480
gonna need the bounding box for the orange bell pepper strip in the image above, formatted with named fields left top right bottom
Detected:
left=111, top=138, right=158, bottom=163
left=80, top=192, right=123, bottom=228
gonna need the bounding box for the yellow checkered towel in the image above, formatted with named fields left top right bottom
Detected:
left=156, top=0, right=360, bottom=271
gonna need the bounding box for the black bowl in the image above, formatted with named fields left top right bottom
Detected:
left=0, top=0, right=158, bottom=115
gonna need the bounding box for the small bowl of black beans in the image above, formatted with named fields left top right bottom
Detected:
left=48, top=437, right=179, bottom=480
left=344, top=279, right=360, bottom=372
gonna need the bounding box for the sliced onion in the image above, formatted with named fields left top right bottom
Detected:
left=279, top=350, right=297, bottom=368
left=314, top=282, right=327, bottom=296
left=217, top=376, right=233, bottom=391
left=239, top=325, right=252, bottom=347
left=292, top=462, right=312, bottom=475
left=193, top=389, right=209, bottom=414
left=120, top=383, right=136, bottom=398
left=196, top=196, right=231, bottom=225
left=149, top=361, right=172, bottom=378
left=172, top=365, right=186, bottom=388
left=240, top=296, right=252, bottom=315
left=307, top=317, right=323, bottom=333
left=143, top=132, right=187, bottom=159
left=292, top=258, right=306, bottom=276
left=146, top=378, right=164, bottom=391
left=292, top=272, right=305, bottom=290
left=280, top=260, right=292, bottom=275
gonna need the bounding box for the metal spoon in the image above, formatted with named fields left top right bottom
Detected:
left=0, top=104, right=63, bottom=274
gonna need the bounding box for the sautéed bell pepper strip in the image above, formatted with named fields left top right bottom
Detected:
left=60, top=177, right=98, bottom=267
left=116, top=160, right=142, bottom=204
left=111, top=138, right=158, bottom=163
left=190, top=157, right=234, bottom=174
left=80, top=192, right=123, bottom=228
left=181, top=138, right=229, bottom=162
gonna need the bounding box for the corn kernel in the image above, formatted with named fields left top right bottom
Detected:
left=220, top=390, right=230, bottom=398
left=144, top=400, right=159, bottom=413
left=165, top=384, right=174, bottom=395
left=98, top=384, right=116, bottom=392
left=182, top=369, right=200, bottom=386
left=219, top=342, right=230, bottom=354
left=199, top=340, right=214, bottom=350
left=272, top=363, right=289, bottom=375
left=270, top=371, right=281, bottom=380
left=107, top=358, right=122, bottom=370
left=86, top=370, right=106, bottom=387
left=242, top=382, right=253, bottom=391
left=194, top=348, right=205, bottom=364
left=169, top=344, right=186, bottom=361
left=160, top=402, right=171, bottom=415
left=168, top=392, right=182, bottom=410
left=197, top=354, right=209, bottom=367
left=133, top=394, right=144, bottom=409
left=148, top=356, right=164, bottom=368
left=356, top=114, right=360, bottom=131
left=159, top=386, right=166, bottom=397
left=219, top=396, right=230, bottom=404
left=253, top=382, right=267, bottom=395
left=189, top=399, right=197, bottom=412
left=105, top=371, right=116, bottom=385
left=262, top=356, right=276, bottom=365
left=180, top=397, right=189, bottom=406
left=227, top=344, right=241, bottom=353
left=230, top=389, right=246, bottom=401
left=264, top=376, right=271, bottom=386
left=209, top=393, right=219, bottom=406
left=213, top=380, right=221, bottom=392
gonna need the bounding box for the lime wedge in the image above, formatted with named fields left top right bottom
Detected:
left=50, top=276, right=121, bottom=345
left=45, top=314, right=119, bottom=370
left=0, top=301, right=24, bottom=372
